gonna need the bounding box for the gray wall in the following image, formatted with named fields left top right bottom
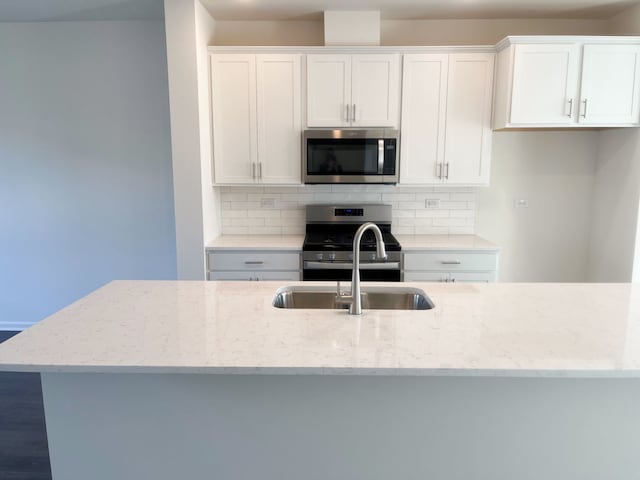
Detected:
left=0, top=21, right=176, bottom=329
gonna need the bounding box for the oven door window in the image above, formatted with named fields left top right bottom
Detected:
left=307, top=139, right=380, bottom=175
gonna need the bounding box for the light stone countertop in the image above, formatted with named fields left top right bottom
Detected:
left=396, top=234, right=499, bottom=251
left=1, top=280, right=639, bottom=377
left=205, top=234, right=498, bottom=251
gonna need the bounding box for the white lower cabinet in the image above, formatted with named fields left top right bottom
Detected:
left=206, top=250, right=301, bottom=281
left=403, top=251, right=499, bottom=282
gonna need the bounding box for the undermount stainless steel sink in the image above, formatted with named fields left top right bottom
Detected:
left=272, top=285, right=435, bottom=311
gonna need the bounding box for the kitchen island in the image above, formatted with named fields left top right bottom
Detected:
left=1, top=280, right=639, bottom=479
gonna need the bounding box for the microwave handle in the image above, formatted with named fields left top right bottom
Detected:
left=377, top=139, right=385, bottom=174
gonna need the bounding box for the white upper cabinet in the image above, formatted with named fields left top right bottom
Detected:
left=444, top=53, right=494, bottom=185
left=399, top=54, right=448, bottom=184
left=211, top=54, right=257, bottom=184
left=510, top=44, right=580, bottom=125
left=579, top=44, right=640, bottom=125
left=306, top=54, right=400, bottom=127
left=399, top=52, right=494, bottom=186
left=256, top=55, right=302, bottom=184
left=494, top=36, right=640, bottom=128
left=211, top=53, right=302, bottom=185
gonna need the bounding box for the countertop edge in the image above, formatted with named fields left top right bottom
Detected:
left=4, top=364, right=640, bottom=378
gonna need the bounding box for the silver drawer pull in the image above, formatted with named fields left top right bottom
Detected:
left=304, top=261, right=400, bottom=270
left=244, top=261, right=264, bottom=265
left=441, top=260, right=461, bottom=265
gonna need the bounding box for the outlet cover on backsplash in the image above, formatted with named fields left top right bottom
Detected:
left=218, top=185, right=477, bottom=236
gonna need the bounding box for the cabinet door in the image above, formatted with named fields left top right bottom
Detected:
left=306, top=55, right=351, bottom=127
left=579, top=44, right=640, bottom=125
left=211, top=54, right=257, bottom=184
left=510, top=44, right=580, bottom=125
left=351, top=54, right=401, bottom=127
left=399, top=54, right=448, bottom=184
left=257, top=54, right=302, bottom=184
left=444, top=53, right=494, bottom=185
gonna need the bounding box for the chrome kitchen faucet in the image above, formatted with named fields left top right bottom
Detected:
left=335, top=222, right=387, bottom=315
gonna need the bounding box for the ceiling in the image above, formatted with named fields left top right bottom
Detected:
left=0, top=0, right=636, bottom=22
left=201, top=0, right=638, bottom=21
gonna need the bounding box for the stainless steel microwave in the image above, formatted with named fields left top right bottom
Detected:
left=303, top=129, right=399, bottom=184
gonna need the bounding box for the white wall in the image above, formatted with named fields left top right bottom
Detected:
left=164, top=0, right=206, bottom=279
left=213, top=20, right=324, bottom=46
left=0, top=21, right=176, bottom=330
left=590, top=130, right=640, bottom=284
left=585, top=4, right=640, bottom=283
left=195, top=1, right=221, bottom=243
left=608, top=3, right=640, bottom=34
left=476, top=132, right=597, bottom=282
left=588, top=129, right=640, bottom=281
left=383, top=18, right=608, bottom=45
left=212, top=18, right=608, bottom=46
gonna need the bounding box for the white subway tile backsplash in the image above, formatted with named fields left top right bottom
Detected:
left=218, top=186, right=477, bottom=236
left=415, top=209, right=449, bottom=218
left=247, top=210, right=281, bottom=218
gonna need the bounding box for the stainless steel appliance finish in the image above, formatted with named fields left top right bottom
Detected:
left=303, top=129, right=399, bottom=184
left=302, top=204, right=402, bottom=282
left=272, top=285, right=434, bottom=311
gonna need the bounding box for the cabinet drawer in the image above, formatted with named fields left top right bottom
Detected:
left=403, top=271, right=496, bottom=283
left=209, top=270, right=300, bottom=281
left=404, top=272, right=450, bottom=282
left=208, top=252, right=300, bottom=271
left=450, top=271, right=496, bottom=282
left=404, top=251, right=497, bottom=271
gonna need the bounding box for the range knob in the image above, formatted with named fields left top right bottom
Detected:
left=369, top=253, right=376, bottom=261
left=348, top=253, right=353, bottom=261
left=315, top=253, right=323, bottom=261
left=328, top=252, right=336, bottom=262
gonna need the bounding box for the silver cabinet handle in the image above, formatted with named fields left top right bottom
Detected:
left=352, top=104, right=356, bottom=122
left=345, top=104, right=350, bottom=122
left=436, top=163, right=442, bottom=179
left=304, top=261, right=400, bottom=270
left=258, top=162, right=262, bottom=180
left=244, top=260, right=264, bottom=265
left=444, top=162, right=450, bottom=179
left=581, top=99, right=588, bottom=118
left=566, top=98, right=573, bottom=117
left=441, top=260, right=461, bottom=265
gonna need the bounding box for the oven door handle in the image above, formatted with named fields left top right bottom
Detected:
left=304, top=261, right=400, bottom=270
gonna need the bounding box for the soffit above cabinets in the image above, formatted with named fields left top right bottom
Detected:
left=200, top=0, right=635, bottom=21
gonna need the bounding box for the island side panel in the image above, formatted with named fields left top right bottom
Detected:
left=42, top=373, right=640, bottom=480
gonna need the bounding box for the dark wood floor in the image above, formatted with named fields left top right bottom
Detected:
left=0, top=331, right=52, bottom=480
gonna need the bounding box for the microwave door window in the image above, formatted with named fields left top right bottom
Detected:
left=308, top=139, right=380, bottom=175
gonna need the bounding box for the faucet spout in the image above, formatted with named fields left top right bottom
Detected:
left=348, top=222, right=387, bottom=315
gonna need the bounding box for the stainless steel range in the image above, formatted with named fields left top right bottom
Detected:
left=302, top=204, right=402, bottom=282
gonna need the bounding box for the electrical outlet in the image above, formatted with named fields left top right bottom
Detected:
left=261, top=198, right=276, bottom=208
left=513, top=199, right=529, bottom=208
left=425, top=199, right=440, bottom=209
